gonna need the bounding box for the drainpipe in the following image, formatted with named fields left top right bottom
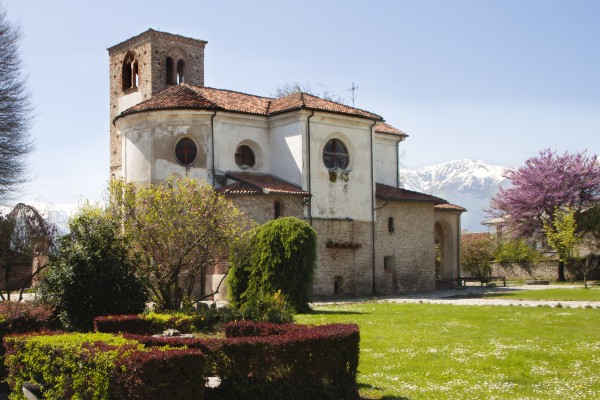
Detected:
left=370, top=119, right=377, bottom=295
left=210, top=111, right=217, bottom=186
left=306, top=110, right=315, bottom=226
left=457, top=213, right=462, bottom=284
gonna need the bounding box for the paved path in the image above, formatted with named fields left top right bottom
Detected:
left=312, top=285, right=600, bottom=309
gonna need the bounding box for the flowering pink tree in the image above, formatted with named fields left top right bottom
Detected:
left=490, top=149, right=600, bottom=280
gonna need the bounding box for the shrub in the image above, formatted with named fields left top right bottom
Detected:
left=236, top=290, right=294, bottom=323
left=230, top=217, right=316, bottom=313
left=38, top=205, right=148, bottom=331
left=4, top=332, right=205, bottom=400
left=461, top=233, right=494, bottom=283
left=0, top=302, right=57, bottom=382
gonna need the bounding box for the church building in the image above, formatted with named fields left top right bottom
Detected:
left=108, top=29, right=465, bottom=299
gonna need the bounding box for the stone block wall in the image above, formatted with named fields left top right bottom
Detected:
left=312, top=219, right=373, bottom=296
left=228, top=194, right=305, bottom=225
left=375, top=201, right=436, bottom=294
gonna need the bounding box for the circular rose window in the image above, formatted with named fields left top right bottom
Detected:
left=323, top=139, right=349, bottom=169
left=175, top=137, right=197, bottom=166
left=235, top=145, right=255, bottom=167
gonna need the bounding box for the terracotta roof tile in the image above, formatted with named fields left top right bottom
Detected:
left=376, top=183, right=447, bottom=204
left=116, top=85, right=383, bottom=122
left=375, top=122, right=408, bottom=138
left=435, top=203, right=467, bottom=212
left=220, top=173, right=310, bottom=196
left=268, top=92, right=383, bottom=120
left=217, top=181, right=262, bottom=195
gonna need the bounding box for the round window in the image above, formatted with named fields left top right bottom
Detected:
left=235, top=145, right=255, bottom=167
left=175, top=137, right=197, bottom=166
left=323, top=139, right=349, bottom=169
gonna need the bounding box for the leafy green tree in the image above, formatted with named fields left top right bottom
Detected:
left=230, top=217, right=317, bottom=313
left=460, top=233, right=494, bottom=283
left=494, top=237, right=542, bottom=270
left=39, top=204, right=148, bottom=331
left=543, top=207, right=580, bottom=268
left=109, top=178, right=253, bottom=311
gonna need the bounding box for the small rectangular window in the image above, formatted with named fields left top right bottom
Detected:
left=274, top=201, right=282, bottom=219
left=388, top=217, right=395, bottom=233
left=384, top=256, right=394, bottom=272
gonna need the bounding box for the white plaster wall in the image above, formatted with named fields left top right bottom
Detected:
left=122, top=127, right=153, bottom=185
left=118, top=91, right=144, bottom=114
left=116, top=110, right=215, bottom=185
left=374, top=135, right=400, bottom=187
left=267, top=113, right=304, bottom=186
left=212, top=113, right=269, bottom=174
left=308, top=114, right=374, bottom=222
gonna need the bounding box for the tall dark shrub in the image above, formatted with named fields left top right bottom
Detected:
left=39, top=205, right=148, bottom=331
left=242, top=217, right=316, bottom=312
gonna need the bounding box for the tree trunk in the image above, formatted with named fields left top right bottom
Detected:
left=558, top=260, right=566, bottom=282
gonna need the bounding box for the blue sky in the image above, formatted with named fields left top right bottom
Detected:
left=3, top=0, right=600, bottom=212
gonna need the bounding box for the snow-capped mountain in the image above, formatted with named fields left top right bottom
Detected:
left=400, top=160, right=508, bottom=232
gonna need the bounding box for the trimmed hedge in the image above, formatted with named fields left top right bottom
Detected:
left=0, top=302, right=56, bottom=382
left=93, top=312, right=194, bottom=335
left=125, top=321, right=360, bottom=400
left=4, top=332, right=205, bottom=400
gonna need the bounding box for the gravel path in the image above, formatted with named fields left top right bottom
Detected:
left=312, top=285, right=600, bottom=309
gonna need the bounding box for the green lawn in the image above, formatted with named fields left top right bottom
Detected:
left=296, top=303, right=600, bottom=399
left=485, top=287, right=600, bottom=301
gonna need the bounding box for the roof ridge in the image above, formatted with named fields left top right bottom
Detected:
left=185, top=84, right=274, bottom=100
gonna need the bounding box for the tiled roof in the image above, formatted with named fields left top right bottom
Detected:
left=268, top=92, right=383, bottom=120
left=375, top=122, right=408, bottom=138
left=116, top=84, right=383, bottom=122
left=376, top=183, right=447, bottom=204
left=435, top=203, right=467, bottom=212
left=219, top=172, right=310, bottom=196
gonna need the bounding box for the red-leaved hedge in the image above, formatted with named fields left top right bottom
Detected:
left=93, top=314, right=193, bottom=335
left=93, top=315, right=158, bottom=335
left=111, top=348, right=205, bottom=399
left=125, top=321, right=360, bottom=400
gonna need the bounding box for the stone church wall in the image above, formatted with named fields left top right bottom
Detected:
left=312, top=219, right=373, bottom=296
left=228, top=195, right=305, bottom=225
left=375, top=201, right=436, bottom=294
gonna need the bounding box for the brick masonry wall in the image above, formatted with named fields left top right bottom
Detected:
left=492, top=260, right=559, bottom=280
left=312, top=219, right=374, bottom=296
left=228, top=194, right=305, bottom=225
left=375, top=201, right=436, bottom=294
left=109, top=30, right=206, bottom=178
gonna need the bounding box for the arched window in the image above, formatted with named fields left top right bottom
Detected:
left=176, top=59, right=185, bottom=84
left=323, top=138, right=349, bottom=169
left=166, top=57, right=174, bottom=84
left=235, top=145, right=255, bottom=168
left=132, top=61, right=139, bottom=88
left=122, top=53, right=136, bottom=91
left=175, top=137, right=197, bottom=166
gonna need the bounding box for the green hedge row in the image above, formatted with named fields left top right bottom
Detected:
left=124, top=321, right=361, bottom=400
left=4, top=332, right=205, bottom=400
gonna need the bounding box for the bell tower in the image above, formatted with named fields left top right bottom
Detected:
left=107, top=29, right=207, bottom=178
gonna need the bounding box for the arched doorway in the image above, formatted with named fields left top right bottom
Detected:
left=434, top=220, right=455, bottom=282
